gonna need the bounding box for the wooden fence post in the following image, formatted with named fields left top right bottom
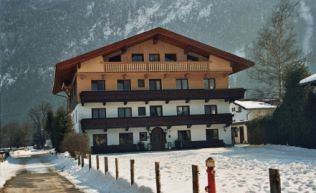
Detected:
left=89, top=154, right=91, bottom=169
left=96, top=155, right=99, bottom=170
left=130, top=159, right=135, bottom=185
left=81, top=154, right=84, bottom=168
left=115, top=158, right=119, bottom=179
left=78, top=154, right=80, bottom=166
left=155, top=162, right=161, bottom=193
left=269, top=168, right=281, bottom=193
left=192, top=165, right=199, bottom=193
left=104, top=157, right=108, bottom=174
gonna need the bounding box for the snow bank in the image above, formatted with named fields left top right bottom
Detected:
left=48, top=154, right=153, bottom=193
left=0, top=158, right=23, bottom=188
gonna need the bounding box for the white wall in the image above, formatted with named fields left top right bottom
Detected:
left=85, top=124, right=232, bottom=147
left=71, top=99, right=232, bottom=147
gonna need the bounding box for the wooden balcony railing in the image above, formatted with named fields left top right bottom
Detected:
left=81, top=114, right=233, bottom=131
left=80, top=88, right=245, bottom=105
left=104, top=61, right=210, bottom=72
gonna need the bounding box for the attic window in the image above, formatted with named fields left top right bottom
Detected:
left=108, top=55, right=121, bottom=62
left=132, top=54, right=144, bottom=61
left=165, top=54, right=177, bottom=61
left=187, top=54, right=199, bottom=61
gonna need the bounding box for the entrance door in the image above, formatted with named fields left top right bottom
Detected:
left=151, top=127, right=165, bottom=151
left=239, top=126, right=244, bottom=143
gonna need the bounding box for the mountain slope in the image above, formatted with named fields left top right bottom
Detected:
left=0, top=0, right=315, bottom=124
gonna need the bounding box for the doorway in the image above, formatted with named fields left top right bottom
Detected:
left=151, top=127, right=165, bottom=151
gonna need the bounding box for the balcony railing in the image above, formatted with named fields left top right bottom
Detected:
left=81, top=114, right=233, bottom=131
left=80, top=88, right=245, bottom=105
left=104, top=61, right=210, bottom=72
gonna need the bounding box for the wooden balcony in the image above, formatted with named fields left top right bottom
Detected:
left=104, top=61, right=211, bottom=72
left=80, top=88, right=245, bottom=105
left=81, top=114, right=233, bottom=131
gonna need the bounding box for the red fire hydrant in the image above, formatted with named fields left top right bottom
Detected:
left=205, top=157, right=216, bottom=193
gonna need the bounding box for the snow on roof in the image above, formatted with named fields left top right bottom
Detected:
left=234, top=100, right=277, bottom=110
left=300, top=73, right=316, bottom=86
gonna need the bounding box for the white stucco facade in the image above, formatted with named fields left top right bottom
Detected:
left=71, top=99, right=232, bottom=149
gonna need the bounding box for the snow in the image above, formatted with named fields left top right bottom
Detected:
left=1, top=145, right=316, bottom=193
left=234, top=100, right=277, bottom=110
left=299, top=73, right=316, bottom=85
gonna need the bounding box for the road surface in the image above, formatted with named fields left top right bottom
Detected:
left=0, top=154, right=84, bottom=193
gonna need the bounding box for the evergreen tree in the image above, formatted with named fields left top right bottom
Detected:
left=272, top=65, right=310, bottom=146
left=51, top=107, right=73, bottom=152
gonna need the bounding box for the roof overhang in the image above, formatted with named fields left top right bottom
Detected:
left=53, top=27, right=255, bottom=94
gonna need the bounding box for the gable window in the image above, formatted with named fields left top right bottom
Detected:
left=149, top=54, right=160, bottom=61
left=92, top=108, right=106, bottom=119
left=108, top=55, right=121, bottom=62
left=139, top=132, right=148, bottom=141
left=91, top=80, right=105, bottom=91
left=178, top=130, right=191, bottom=141
left=132, top=54, right=144, bottom=61
left=117, top=80, right=131, bottom=91
left=176, top=79, right=189, bottom=89
left=118, top=108, right=132, bottom=118
left=206, top=129, right=219, bottom=140
left=138, top=107, right=146, bottom=116
left=165, top=54, right=177, bottom=61
left=187, top=54, right=199, bottom=61
left=232, top=107, right=235, bottom=112
left=204, top=79, right=216, bottom=89
left=119, top=133, right=133, bottom=145
left=93, top=134, right=107, bottom=146
left=177, top=106, right=190, bottom=116
left=150, top=106, right=163, bottom=117
left=205, top=105, right=217, bottom=115
left=149, top=79, right=161, bottom=90
left=138, top=79, right=145, bottom=88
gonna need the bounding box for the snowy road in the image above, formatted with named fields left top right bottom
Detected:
left=0, top=154, right=83, bottom=193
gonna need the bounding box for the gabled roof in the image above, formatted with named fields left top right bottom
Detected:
left=234, top=100, right=277, bottom=110
left=53, top=27, right=255, bottom=94
left=300, top=73, right=316, bottom=86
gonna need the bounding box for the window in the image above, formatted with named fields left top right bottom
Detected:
left=165, top=54, right=177, bottom=61
left=139, top=132, right=148, bottom=141
left=108, top=55, right=121, bottom=62
left=176, top=79, right=189, bottom=89
left=132, top=54, right=144, bottom=61
left=150, top=106, right=163, bottom=117
left=232, top=107, right=235, bottom=112
left=149, top=79, right=161, bottom=90
left=138, top=79, right=145, bottom=88
left=205, top=105, right=217, bottom=115
left=206, top=129, right=219, bottom=140
left=117, top=80, right=131, bottom=91
left=92, top=108, right=106, bottom=119
left=119, top=133, right=133, bottom=145
left=203, top=79, right=216, bottom=89
left=91, top=80, right=105, bottom=91
left=138, top=107, right=146, bottom=116
left=118, top=108, right=132, bottom=118
left=187, top=54, right=199, bottom=61
left=177, top=106, right=190, bottom=116
left=93, top=134, right=107, bottom=146
left=178, top=130, right=191, bottom=141
left=149, top=54, right=160, bottom=61
left=237, top=106, right=242, bottom=112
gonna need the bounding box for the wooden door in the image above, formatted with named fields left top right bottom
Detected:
left=151, top=127, right=165, bottom=151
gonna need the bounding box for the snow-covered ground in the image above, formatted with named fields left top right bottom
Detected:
left=93, top=145, right=316, bottom=193
left=1, top=145, right=316, bottom=193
